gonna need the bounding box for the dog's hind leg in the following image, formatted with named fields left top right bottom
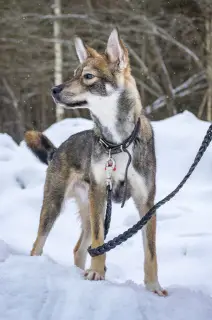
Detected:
left=132, top=187, right=168, bottom=296
left=31, top=165, right=67, bottom=256
left=74, top=204, right=91, bottom=270
left=31, top=195, right=64, bottom=256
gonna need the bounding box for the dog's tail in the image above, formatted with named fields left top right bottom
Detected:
left=24, top=131, right=57, bottom=165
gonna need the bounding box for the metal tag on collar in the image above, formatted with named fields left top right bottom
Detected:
left=105, top=150, right=116, bottom=172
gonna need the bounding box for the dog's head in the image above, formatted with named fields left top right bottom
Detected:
left=52, top=29, right=135, bottom=109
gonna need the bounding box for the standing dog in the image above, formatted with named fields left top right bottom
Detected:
left=25, top=29, right=167, bottom=296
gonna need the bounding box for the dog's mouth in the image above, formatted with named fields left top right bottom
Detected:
left=52, top=95, right=87, bottom=108
left=65, top=100, right=88, bottom=108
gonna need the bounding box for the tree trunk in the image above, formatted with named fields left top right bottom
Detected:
left=53, top=0, right=64, bottom=121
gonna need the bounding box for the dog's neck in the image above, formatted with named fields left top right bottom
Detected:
left=90, top=88, right=142, bottom=144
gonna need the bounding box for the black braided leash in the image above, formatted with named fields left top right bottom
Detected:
left=104, top=185, right=112, bottom=239
left=100, top=118, right=141, bottom=240
left=88, top=123, right=212, bottom=257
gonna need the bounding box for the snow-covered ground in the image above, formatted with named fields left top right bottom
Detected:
left=0, top=111, right=212, bottom=320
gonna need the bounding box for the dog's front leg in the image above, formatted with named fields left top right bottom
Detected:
left=84, top=184, right=106, bottom=281
left=132, top=187, right=168, bottom=296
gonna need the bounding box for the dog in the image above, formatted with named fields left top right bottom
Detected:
left=25, top=28, right=167, bottom=296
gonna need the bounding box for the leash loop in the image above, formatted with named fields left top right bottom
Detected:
left=121, top=147, right=132, bottom=208
left=88, top=119, right=141, bottom=254
left=99, top=118, right=141, bottom=207
left=104, top=185, right=112, bottom=239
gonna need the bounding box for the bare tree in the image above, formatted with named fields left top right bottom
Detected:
left=53, top=0, right=64, bottom=121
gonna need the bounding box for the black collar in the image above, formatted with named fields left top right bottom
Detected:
left=99, top=118, right=140, bottom=154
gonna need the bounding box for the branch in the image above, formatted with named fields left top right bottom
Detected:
left=145, top=72, right=208, bottom=114
left=141, top=15, right=202, bottom=68
left=148, top=31, right=176, bottom=115
left=22, top=13, right=89, bottom=20
left=127, top=44, right=163, bottom=96
left=2, top=78, right=18, bottom=109
left=21, top=13, right=102, bottom=26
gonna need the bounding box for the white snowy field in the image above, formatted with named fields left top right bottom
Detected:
left=0, top=110, right=212, bottom=320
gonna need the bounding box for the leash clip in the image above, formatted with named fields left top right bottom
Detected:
left=105, top=150, right=116, bottom=190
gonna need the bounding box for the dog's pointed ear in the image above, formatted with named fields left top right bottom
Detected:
left=74, top=37, right=89, bottom=63
left=74, top=37, right=101, bottom=63
left=106, top=28, right=128, bottom=70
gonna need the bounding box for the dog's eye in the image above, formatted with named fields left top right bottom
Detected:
left=84, top=73, right=94, bottom=80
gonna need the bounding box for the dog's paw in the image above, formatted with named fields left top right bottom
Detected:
left=84, top=269, right=105, bottom=281
left=145, top=282, right=168, bottom=297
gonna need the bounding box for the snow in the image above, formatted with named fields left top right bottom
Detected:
left=0, top=111, right=212, bottom=319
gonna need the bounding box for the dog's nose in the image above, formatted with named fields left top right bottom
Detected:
left=51, top=84, right=64, bottom=97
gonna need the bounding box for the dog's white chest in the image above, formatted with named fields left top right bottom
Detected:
left=89, top=91, right=123, bottom=144
left=92, top=150, right=148, bottom=203
left=92, top=151, right=129, bottom=185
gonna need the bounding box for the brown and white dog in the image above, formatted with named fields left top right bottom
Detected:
left=25, top=29, right=167, bottom=296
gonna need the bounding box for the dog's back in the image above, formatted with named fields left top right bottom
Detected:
left=25, top=129, right=94, bottom=169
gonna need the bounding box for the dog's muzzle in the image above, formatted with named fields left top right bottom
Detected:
left=51, top=84, right=64, bottom=102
